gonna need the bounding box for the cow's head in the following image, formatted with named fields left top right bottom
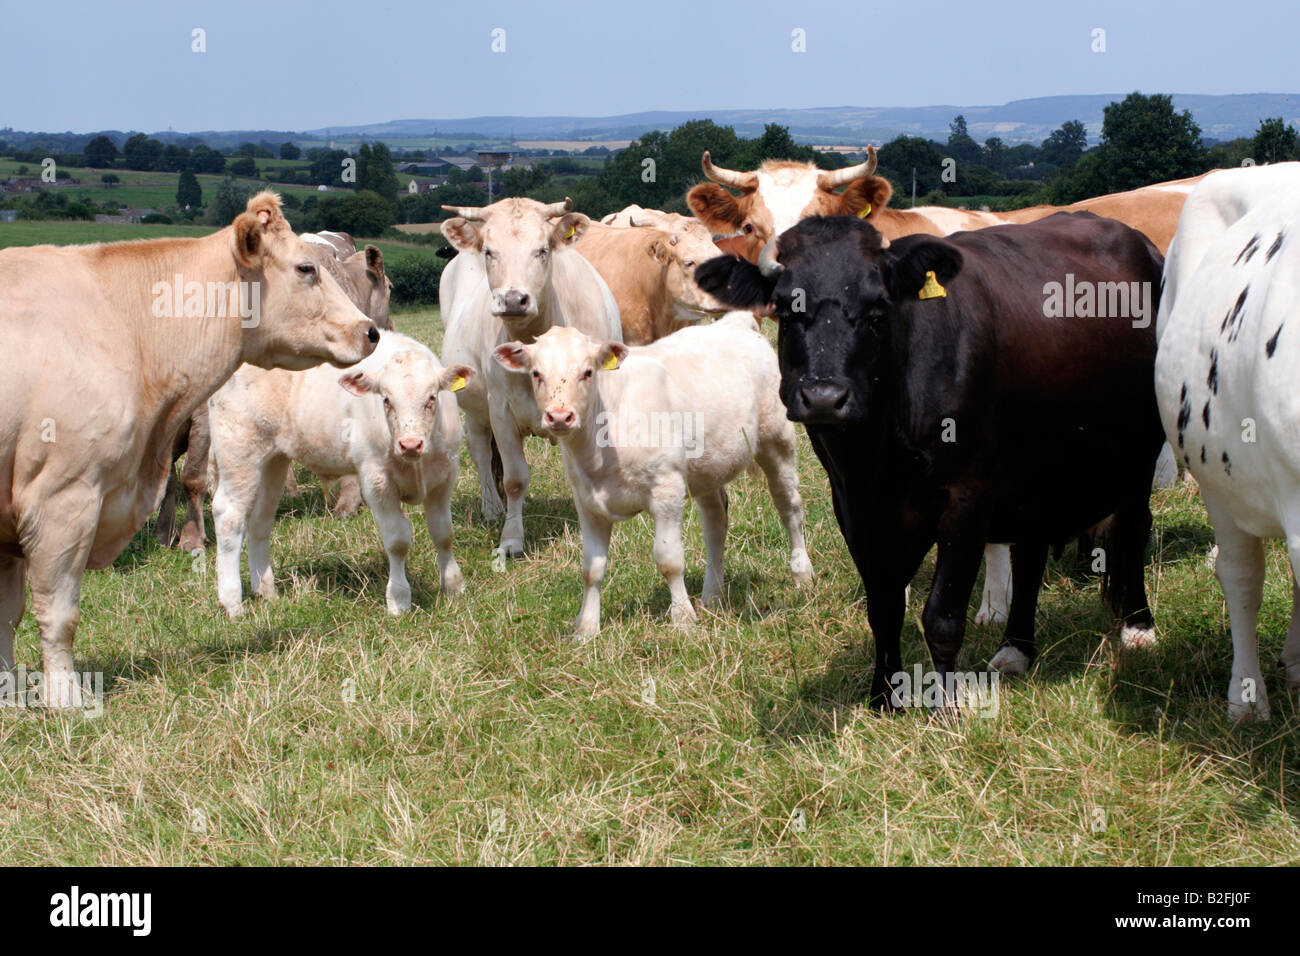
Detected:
left=686, top=147, right=892, bottom=262
left=491, top=326, right=627, bottom=436
left=340, top=347, right=473, bottom=460
left=351, top=244, right=392, bottom=329
left=440, top=197, right=588, bottom=327
left=233, top=192, right=378, bottom=370
left=695, top=216, right=963, bottom=425
left=628, top=213, right=731, bottom=318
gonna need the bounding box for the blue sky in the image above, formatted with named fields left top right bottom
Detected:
left=6, top=0, right=1297, bottom=132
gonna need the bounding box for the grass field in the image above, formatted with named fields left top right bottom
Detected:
left=1, top=309, right=1298, bottom=863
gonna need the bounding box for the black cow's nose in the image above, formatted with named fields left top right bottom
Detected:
left=799, top=382, right=851, bottom=416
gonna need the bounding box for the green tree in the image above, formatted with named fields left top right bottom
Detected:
left=206, top=175, right=251, bottom=226
left=356, top=142, right=399, bottom=201
left=279, top=142, right=301, bottom=161
left=877, top=135, right=945, bottom=198
left=318, top=189, right=394, bottom=236
left=1097, top=92, right=1204, bottom=191
left=946, top=115, right=982, bottom=166
left=123, top=133, right=164, bottom=171
left=1252, top=117, right=1300, bottom=164
left=101, top=173, right=120, bottom=186
left=177, top=168, right=202, bottom=209
left=229, top=156, right=258, bottom=177
left=189, top=144, right=226, bottom=174
left=84, top=135, right=117, bottom=168
left=1040, top=120, right=1087, bottom=168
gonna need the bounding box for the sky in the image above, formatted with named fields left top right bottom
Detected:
left=6, top=0, right=1298, bottom=133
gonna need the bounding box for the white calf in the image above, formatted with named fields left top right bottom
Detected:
left=493, top=312, right=814, bottom=637
left=1155, top=163, right=1300, bottom=720
left=210, top=332, right=472, bottom=617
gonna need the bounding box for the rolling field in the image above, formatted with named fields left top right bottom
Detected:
left=0, top=304, right=1297, bottom=865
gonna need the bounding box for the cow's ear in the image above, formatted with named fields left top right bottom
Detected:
left=882, top=238, right=963, bottom=300
left=339, top=370, right=375, bottom=396
left=551, top=213, right=589, bottom=247
left=363, top=244, right=385, bottom=281
left=492, top=342, right=531, bottom=372
left=439, top=364, right=474, bottom=393
left=694, top=254, right=776, bottom=312
left=835, top=175, right=894, bottom=220
left=595, top=341, right=629, bottom=372
left=687, top=183, right=745, bottom=232
left=232, top=211, right=264, bottom=268
left=441, top=217, right=481, bottom=251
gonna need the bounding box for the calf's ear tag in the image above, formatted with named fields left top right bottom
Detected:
left=449, top=374, right=467, bottom=392
left=918, top=270, right=947, bottom=300
left=564, top=224, right=576, bottom=239
left=858, top=202, right=872, bottom=219
left=601, top=353, right=620, bottom=371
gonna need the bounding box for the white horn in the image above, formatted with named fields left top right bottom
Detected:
left=817, top=145, right=878, bottom=190
left=701, top=151, right=758, bottom=190
left=540, top=198, right=573, bottom=218
left=441, top=204, right=485, bottom=220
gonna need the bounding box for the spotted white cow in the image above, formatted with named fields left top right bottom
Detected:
left=493, top=312, right=813, bottom=636
left=1154, top=162, right=1300, bottom=720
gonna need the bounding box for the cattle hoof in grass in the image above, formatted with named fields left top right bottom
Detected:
left=441, top=567, right=466, bottom=596
left=500, top=541, right=524, bottom=560
left=669, top=602, right=697, bottom=629
left=988, top=644, right=1031, bottom=675
left=1227, top=698, right=1270, bottom=723
left=974, top=601, right=1008, bottom=627
left=1120, top=626, right=1157, bottom=650
left=41, top=671, right=85, bottom=711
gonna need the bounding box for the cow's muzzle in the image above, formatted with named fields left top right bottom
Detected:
left=788, top=380, right=856, bottom=424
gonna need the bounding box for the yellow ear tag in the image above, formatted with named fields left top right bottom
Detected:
left=564, top=225, right=576, bottom=239
left=857, top=202, right=872, bottom=219
left=449, top=375, right=467, bottom=392
left=601, top=353, right=620, bottom=371
left=918, top=270, right=947, bottom=300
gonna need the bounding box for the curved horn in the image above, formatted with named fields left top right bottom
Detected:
left=441, top=204, right=485, bottom=220
left=701, top=151, right=757, bottom=190
left=758, top=238, right=784, bottom=278
left=817, top=145, right=878, bottom=191
left=540, top=197, right=573, bottom=218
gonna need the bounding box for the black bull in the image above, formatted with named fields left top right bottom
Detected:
left=697, top=213, right=1165, bottom=707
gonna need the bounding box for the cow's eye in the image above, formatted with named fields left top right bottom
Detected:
left=531, top=370, right=541, bottom=381
left=484, top=249, right=496, bottom=259
left=583, top=368, right=593, bottom=380
left=742, top=224, right=754, bottom=235
left=383, top=397, right=392, bottom=410
left=296, top=262, right=317, bottom=278
left=426, top=394, right=437, bottom=407
left=535, top=248, right=548, bottom=258
left=683, top=260, right=695, bottom=268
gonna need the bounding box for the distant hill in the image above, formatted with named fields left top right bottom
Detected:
left=299, top=93, right=1300, bottom=145
left=6, top=93, right=1298, bottom=150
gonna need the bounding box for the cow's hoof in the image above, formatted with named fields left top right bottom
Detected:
left=988, top=645, right=1031, bottom=675
left=573, top=620, right=600, bottom=641
left=1120, top=626, right=1157, bottom=650
left=220, top=601, right=245, bottom=620
left=1228, top=698, right=1270, bottom=723
left=179, top=531, right=206, bottom=553
left=669, top=602, right=697, bottom=629
left=501, top=541, right=524, bottom=560
left=41, top=672, right=85, bottom=711
left=441, top=567, right=466, bottom=595
left=975, top=603, right=1008, bottom=627
left=790, top=549, right=814, bottom=586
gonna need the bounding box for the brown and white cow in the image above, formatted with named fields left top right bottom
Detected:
left=576, top=221, right=727, bottom=344
left=0, top=191, right=378, bottom=707
left=686, top=148, right=1006, bottom=261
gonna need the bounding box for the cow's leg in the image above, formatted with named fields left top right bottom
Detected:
left=1109, top=493, right=1156, bottom=650
left=0, top=557, right=26, bottom=699
left=490, top=405, right=529, bottom=558
left=1204, top=492, right=1268, bottom=721
left=332, top=475, right=364, bottom=519
left=989, top=542, right=1049, bottom=675
left=361, top=470, right=413, bottom=615
left=178, top=407, right=210, bottom=552
left=920, top=526, right=988, bottom=703
left=696, top=489, right=729, bottom=607
left=212, top=457, right=263, bottom=619
left=282, top=469, right=302, bottom=498
left=423, top=475, right=464, bottom=596
left=1281, top=564, right=1300, bottom=691
left=754, top=436, right=814, bottom=585
left=574, top=502, right=613, bottom=639
left=975, top=544, right=1012, bottom=626
left=465, top=413, right=504, bottom=522
left=23, top=498, right=99, bottom=709
left=246, top=456, right=289, bottom=604
left=155, top=463, right=180, bottom=546
left=649, top=476, right=694, bottom=627
left=1152, top=442, right=1178, bottom=489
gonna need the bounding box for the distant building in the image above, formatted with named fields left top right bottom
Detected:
left=0, top=209, right=18, bottom=223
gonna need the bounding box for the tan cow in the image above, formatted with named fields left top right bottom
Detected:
left=0, top=191, right=378, bottom=708
left=439, top=197, right=623, bottom=557
left=998, top=173, right=1211, bottom=254
left=576, top=221, right=727, bottom=345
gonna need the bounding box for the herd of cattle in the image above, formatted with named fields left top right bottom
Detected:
left=0, top=146, right=1297, bottom=722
